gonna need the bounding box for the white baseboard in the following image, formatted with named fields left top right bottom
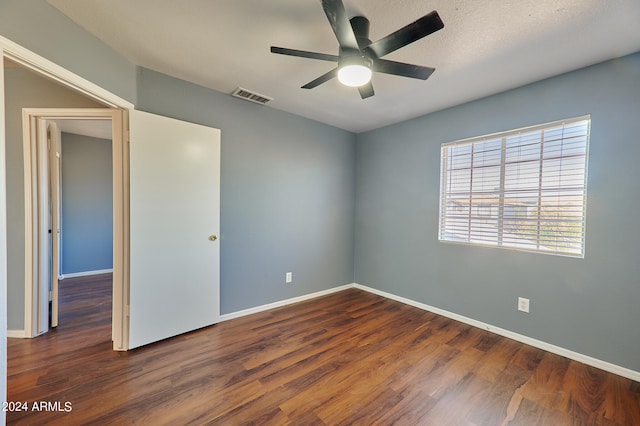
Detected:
left=218, top=283, right=354, bottom=323
left=213, top=282, right=640, bottom=382
left=61, top=268, right=113, bottom=280
left=353, top=283, right=640, bottom=383
left=7, top=329, right=28, bottom=338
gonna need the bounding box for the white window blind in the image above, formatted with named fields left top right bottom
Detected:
left=439, top=116, right=590, bottom=257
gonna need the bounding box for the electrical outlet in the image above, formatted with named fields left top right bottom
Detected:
left=285, top=272, right=292, bottom=283
left=518, top=297, right=530, bottom=313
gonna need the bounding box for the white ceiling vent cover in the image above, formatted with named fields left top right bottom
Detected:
left=231, top=87, right=273, bottom=105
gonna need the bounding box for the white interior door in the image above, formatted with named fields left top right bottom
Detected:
left=48, top=121, right=62, bottom=328
left=128, top=110, right=221, bottom=349
left=35, top=118, right=50, bottom=334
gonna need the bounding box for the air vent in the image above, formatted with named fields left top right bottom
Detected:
left=231, top=87, right=273, bottom=105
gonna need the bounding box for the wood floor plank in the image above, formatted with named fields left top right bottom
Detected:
left=7, top=277, right=640, bottom=425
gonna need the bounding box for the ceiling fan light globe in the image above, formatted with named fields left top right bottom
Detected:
left=338, top=64, right=372, bottom=87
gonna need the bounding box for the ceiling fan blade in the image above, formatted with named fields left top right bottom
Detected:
left=301, top=68, right=339, bottom=89
left=373, top=59, right=435, bottom=80
left=271, top=46, right=339, bottom=62
left=321, top=0, right=359, bottom=51
left=367, top=11, right=444, bottom=58
left=358, top=82, right=375, bottom=99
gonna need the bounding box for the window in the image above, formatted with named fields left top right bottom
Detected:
left=439, top=116, right=590, bottom=257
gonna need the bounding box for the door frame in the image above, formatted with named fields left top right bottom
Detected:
left=22, top=109, right=128, bottom=349
left=2, top=36, right=133, bottom=350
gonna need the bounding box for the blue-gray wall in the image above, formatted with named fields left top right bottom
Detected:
left=0, top=0, right=137, bottom=104
left=354, top=52, right=640, bottom=372
left=61, top=132, right=113, bottom=275
left=136, top=68, right=356, bottom=314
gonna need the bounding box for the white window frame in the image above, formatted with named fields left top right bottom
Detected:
left=438, top=115, right=590, bottom=258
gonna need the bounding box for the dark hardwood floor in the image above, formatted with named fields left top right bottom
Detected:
left=7, top=275, right=640, bottom=425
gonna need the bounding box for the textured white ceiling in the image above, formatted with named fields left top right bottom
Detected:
left=48, top=0, right=640, bottom=133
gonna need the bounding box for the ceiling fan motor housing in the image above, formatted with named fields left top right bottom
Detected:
left=339, top=17, right=374, bottom=68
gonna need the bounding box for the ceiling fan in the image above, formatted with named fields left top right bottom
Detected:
left=270, top=0, right=444, bottom=99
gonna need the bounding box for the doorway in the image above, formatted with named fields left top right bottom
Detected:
left=1, top=36, right=133, bottom=352
left=44, top=118, right=114, bottom=330
left=22, top=108, right=128, bottom=350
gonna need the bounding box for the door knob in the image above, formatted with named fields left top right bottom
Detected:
left=208, top=234, right=218, bottom=242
